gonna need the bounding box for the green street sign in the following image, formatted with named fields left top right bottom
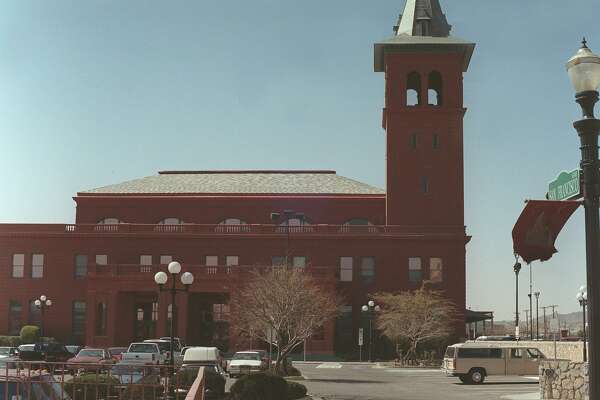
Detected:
left=547, top=169, right=582, bottom=201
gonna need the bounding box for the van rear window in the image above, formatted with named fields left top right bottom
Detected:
left=458, top=348, right=503, bottom=359
left=444, top=347, right=455, bottom=358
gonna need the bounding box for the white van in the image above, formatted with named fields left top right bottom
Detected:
left=442, top=342, right=545, bottom=384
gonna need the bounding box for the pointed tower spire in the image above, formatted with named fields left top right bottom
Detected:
left=396, top=0, right=451, bottom=37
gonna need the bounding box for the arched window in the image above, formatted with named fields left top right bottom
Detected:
left=339, top=219, right=378, bottom=233
left=158, top=218, right=184, bottom=225
left=97, top=218, right=122, bottom=225
left=215, top=218, right=249, bottom=233
left=406, top=72, right=422, bottom=106
left=277, top=217, right=313, bottom=233
left=95, top=218, right=123, bottom=232
left=428, top=71, right=443, bottom=106
left=155, top=218, right=185, bottom=233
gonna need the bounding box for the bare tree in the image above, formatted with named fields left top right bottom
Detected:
left=232, top=267, right=339, bottom=374
left=374, top=285, right=459, bottom=363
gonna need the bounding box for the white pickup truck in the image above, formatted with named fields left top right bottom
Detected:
left=121, top=342, right=166, bottom=365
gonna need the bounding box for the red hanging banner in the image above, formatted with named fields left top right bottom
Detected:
left=512, top=200, right=581, bottom=264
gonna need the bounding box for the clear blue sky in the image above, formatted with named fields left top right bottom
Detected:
left=1, top=0, right=599, bottom=322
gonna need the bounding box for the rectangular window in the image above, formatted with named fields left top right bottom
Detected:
left=8, top=300, right=22, bottom=335
left=226, top=256, right=239, bottom=266
left=140, top=255, right=152, bottom=265
left=95, top=302, right=107, bottom=336
left=340, top=257, right=353, bottom=282
left=213, top=304, right=230, bottom=321
left=408, top=257, right=422, bottom=282
left=206, top=256, right=219, bottom=266
left=75, top=255, right=88, bottom=279
left=95, top=255, right=108, bottom=266
left=360, top=257, right=375, bottom=283
left=293, top=256, right=307, bottom=268
left=271, top=256, right=286, bottom=267
left=159, top=255, right=172, bottom=265
left=410, top=133, right=418, bottom=149
left=421, top=176, right=429, bottom=194
left=458, top=348, right=502, bottom=359
left=433, top=134, right=440, bottom=149
left=12, top=254, right=24, bottom=278
left=430, top=258, right=443, bottom=282
left=72, top=301, right=86, bottom=337
left=32, top=254, right=44, bottom=279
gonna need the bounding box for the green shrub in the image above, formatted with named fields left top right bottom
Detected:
left=20, top=326, right=40, bottom=344
left=286, top=381, right=307, bottom=400
left=0, top=336, right=21, bottom=347
left=122, top=374, right=163, bottom=400
left=230, top=373, right=288, bottom=400
left=64, top=373, right=120, bottom=400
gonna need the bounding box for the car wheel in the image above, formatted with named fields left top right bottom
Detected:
left=458, top=375, right=470, bottom=384
left=468, top=368, right=485, bottom=384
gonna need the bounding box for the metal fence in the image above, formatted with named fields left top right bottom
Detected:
left=0, top=361, right=205, bottom=400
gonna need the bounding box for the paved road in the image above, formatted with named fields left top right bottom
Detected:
left=294, top=362, right=540, bottom=400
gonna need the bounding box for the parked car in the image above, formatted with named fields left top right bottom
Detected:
left=18, top=342, right=72, bottom=363
left=159, top=337, right=184, bottom=351
left=442, top=342, right=546, bottom=384
left=228, top=351, right=268, bottom=378
left=67, top=348, right=116, bottom=373
left=144, top=339, right=182, bottom=364
left=180, top=347, right=226, bottom=399
left=0, top=348, right=19, bottom=368
left=107, top=347, right=128, bottom=361
left=122, top=342, right=166, bottom=365
left=0, top=373, right=73, bottom=400
left=65, top=345, right=83, bottom=355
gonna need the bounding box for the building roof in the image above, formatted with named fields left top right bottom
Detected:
left=374, top=0, right=475, bottom=72
left=79, top=170, right=385, bottom=196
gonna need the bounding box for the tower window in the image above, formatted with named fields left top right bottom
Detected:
left=428, top=71, right=443, bottom=106
left=433, top=134, right=440, bottom=149
left=421, top=176, right=429, bottom=194
left=406, top=72, right=422, bottom=106
left=410, top=133, right=418, bottom=149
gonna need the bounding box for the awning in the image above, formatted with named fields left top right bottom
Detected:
left=512, top=200, right=581, bottom=264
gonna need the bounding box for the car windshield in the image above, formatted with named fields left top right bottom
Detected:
left=233, top=353, right=260, bottom=361
left=0, top=348, right=10, bottom=356
left=129, top=344, right=158, bottom=353
left=444, top=347, right=456, bottom=358
left=145, top=342, right=170, bottom=353
left=78, top=350, right=103, bottom=358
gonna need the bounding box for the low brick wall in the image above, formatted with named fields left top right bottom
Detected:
left=480, top=341, right=585, bottom=362
left=540, top=360, right=588, bottom=400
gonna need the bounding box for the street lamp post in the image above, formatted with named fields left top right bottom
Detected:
left=361, top=301, right=380, bottom=362
left=154, top=262, right=194, bottom=399
left=34, top=295, right=52, bottom=340
left=528, top=293, right=533, bottom=340
left=534, top=291, right=540, bottom=340
left=577, top=286, right=589, bottom=362
left=513, top=261, right=522, bottom=339
left=566, top=39, right=600, bottom=398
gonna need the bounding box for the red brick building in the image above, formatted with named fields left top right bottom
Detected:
left=0, top=0, right=474, bottom=357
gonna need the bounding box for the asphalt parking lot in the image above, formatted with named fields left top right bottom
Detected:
left=294, top=362, right=540, bottom=400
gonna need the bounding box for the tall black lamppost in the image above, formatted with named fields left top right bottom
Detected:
left=566, top=39, right=600, bottom=398
left=534, top=291, right=540, bottom=340
left=270, top=210, right=305, bottom=267
left=577, top=285, right=589, bottom=362
left=34, top=295, right=52, bottom=340
left=361, top=300, right=380, bottom=362
left=513, top=260, right=522, bottom=339
left=154, top=262, right=194, bottom=399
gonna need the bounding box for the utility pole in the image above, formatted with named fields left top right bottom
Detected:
left=541, top=305, right=559, bottom=339
left=523, top=309, right=530, bottom=339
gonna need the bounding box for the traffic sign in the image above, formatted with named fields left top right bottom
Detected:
left=358, top=328, right=363, bottom=346
left=547, top=169, right=581, bottom=201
